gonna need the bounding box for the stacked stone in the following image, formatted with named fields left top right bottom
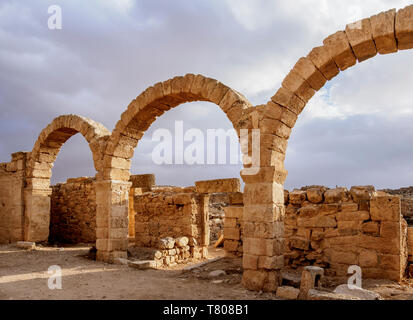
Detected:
left=208, top=193, right=229, bottom=242
left=284, top=185, right=407, bottom=281
left=134, top=191, right=206, bottom=257
left=0, top=152, right=27, bottom=243
left=223, top=192, right=244, bottom=255
left=50, top=177, right=97, bottom=243
left=408, top=227, right=413, bottom=267
left=154, top=236, right=197, bottom=267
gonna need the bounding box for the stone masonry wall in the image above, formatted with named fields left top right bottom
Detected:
left=133, top=191, right=208, bottom=258
left=284, top=185, right=407, bottom=281
left=49, top=177, right=97, bottom=244
left=0, top=152, right=27, bottom=243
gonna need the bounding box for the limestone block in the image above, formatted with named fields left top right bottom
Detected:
left=224, top=227, right=240, bottom=240
left=336, top=211, right=370, bottom=221
left=345, top=18, right=377, bottom=62
left=370, top=9, right=398, bottom=54
left=16, top=241, right=36, bottom=249
left=307, top=45, right=340, bottom=80
left=333, top=284, right=381, bottom=300
left=306, top=187, right=325, bottom=204
left=176, top=236, right=189, bottom=247
left=324, top=187, right=350, bottom=204
left=350, top=185, right=375, bottom=202
left=195, top=178, right=240, bottom=193
left=395, top=5, right=413, bottom=50
left=293, top=57, right=326, bottom=91
left=258, top=255, right=284, bottom=270
left=359, top=249, right=378, bottom=267
left=289, top=190, right=307, bottom=205
left=323, top=31, right=357, bottom=71
left=159, top=237, right=175, bottom=249
left=281, top=71, right=315, bottom=102
left=243, top=237, right=284, bottom=256
left=243, top=254, right=258, bottom=270
left=224, top=206, right=243, bottom=219
left=276, top=286, right=300, bottom=300
left=130, top=174, right=155, bottom=189
left=370, top=196, right=401, bottom=221
left=271, top=87, right=305, bottom=115
left=362, top=221, right=380, bottom=235
left=242, top=269, right=279, bottom=292
left=297, top=216, right=337, bottom=228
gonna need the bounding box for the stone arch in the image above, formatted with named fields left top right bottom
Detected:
left=95, top=74, right=253, bottom=262
left=243, top=5, right=413, bottom=291
left=25, top=114, right=110, bottom=242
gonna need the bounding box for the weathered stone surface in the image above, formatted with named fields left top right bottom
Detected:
left=333, top=284, right=381, bottom=300
left=323, top=31, right=357, bottom=71
left=307, top=289, right=361, bottom=300
left=324, top=187, right=349, bottom=204
left=293, top=57, right=327, bottom=91
left=16, top=241, right=36, bottom=249
left=195, top=178, right=240, bottom=194
left=306, top=187, right=325, bottom=204
left=395, top=5, right=413, bottom=50
left=370, top=9, right=398, bottom=54
left=289, top=190, right=307, bottom=205
left=370, top=196, right=401, bottom=221
left=128, top=260, right=157, bottom=270
left=307, top=46, right=340, bottom=80
left=350, top=185, right=376, bottom=202
left=345, top=18, right=377, bottom=62
left=276, top=286, right=300, bottom=300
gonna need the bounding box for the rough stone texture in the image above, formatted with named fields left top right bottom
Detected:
left=49, top=177, right=96, bottom=244
left=276, top=286, right=300, bottom=300
left=323, top=31, right=357, bottom=71
left=0, top=152, right=27, bottom=243
left=370, top=9, right=398, bottom=54
left=223, top=205, right=243, bottom=256
left=130, top=174, right=155, bottom=190
left=395, top=5, right=413, bottom=50
left=283, top=186, right=407, bottom=282
left=133, top=190, right=208, bottom=259
left=195, top=178, right=240, bottom=194
left=345, top=18, right=377, bottom=62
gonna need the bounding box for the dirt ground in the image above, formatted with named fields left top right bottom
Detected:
left=1, top=243, right=413, bottom=300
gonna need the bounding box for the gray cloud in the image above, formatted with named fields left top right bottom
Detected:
left=0, top=0, right=412, bottom=190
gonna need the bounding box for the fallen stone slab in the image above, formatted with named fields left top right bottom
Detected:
left=182, top=257, right=224, bottom=273
left=16, top=241, right=36, bottom=249
left=307, top=289, right=361, bottom=300
left=276, top=286, right=300, bottom=300
left=128, top=260, right=157, bottom=270
left=333, top=284, right=382, bottom=300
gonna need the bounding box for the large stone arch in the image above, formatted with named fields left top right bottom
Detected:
left=95, top=74, right=254, bottom=262
left=245, top=5, right=413, bottom=291
left=25, top=114, right=110, bottom=242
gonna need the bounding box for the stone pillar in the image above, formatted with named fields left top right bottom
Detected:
left=241, top=166, right=286, bottom=292
left=94, top=180, right=132, bottom=262
left=24, top=186, right=52, bottom=242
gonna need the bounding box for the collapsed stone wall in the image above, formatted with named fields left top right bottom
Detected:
left=133, top=191, right=208, bottom=259
left=284, top=186, right=407, bottom=281
left=49, top=177, right=96, bottom=243
left=0, top=152, right=27, bottom=243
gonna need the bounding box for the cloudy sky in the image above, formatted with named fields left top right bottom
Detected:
left=1, top=0, right=413, bottom=190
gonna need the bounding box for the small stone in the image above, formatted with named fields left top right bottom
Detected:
left=176, top=236, right=189, bottom=247
left=128, top=260, right=157, bottom=270
left=159, top=237, right=175, bottom=249
left=208, top=270, right=226, bottom=278
left=276, top=286, right=300, bottom=300
left=16, top=241, right=36, bottom=249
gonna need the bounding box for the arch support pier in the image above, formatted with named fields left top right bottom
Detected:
left=94, top=180, right=132, bottom=262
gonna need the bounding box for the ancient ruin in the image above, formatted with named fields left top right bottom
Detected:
left=2, top=5, right=413, bottom=298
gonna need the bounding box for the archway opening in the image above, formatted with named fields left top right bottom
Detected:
left=48, top=133, right=97, bottom=245
left=127, top=101, right=245, bottom=267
